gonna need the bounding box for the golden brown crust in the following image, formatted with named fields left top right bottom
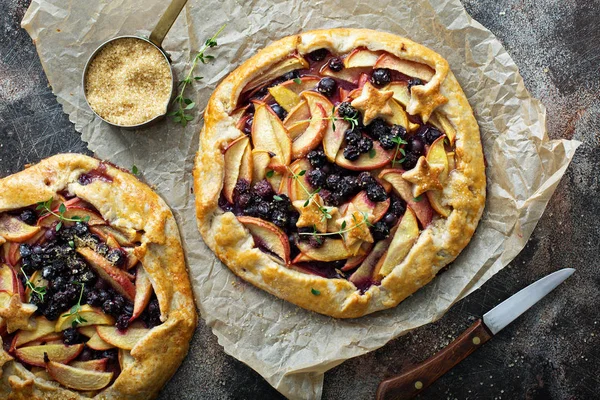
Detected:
left=0, top=154, right=197, bottom=399
left=194, top=28, right=486, bottom=318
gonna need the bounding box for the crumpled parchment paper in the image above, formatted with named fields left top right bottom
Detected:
left=22, top=0, right=580, bottom=398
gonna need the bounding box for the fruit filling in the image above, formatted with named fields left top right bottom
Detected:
left=0, top=196, right=160, bottom=392
left=222, top=47, right=457, bottom=290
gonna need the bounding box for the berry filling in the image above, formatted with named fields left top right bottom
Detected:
left=224, top=47, right=455, bottom=292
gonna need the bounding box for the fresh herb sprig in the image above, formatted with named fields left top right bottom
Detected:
left=287, top=167, right=332, bottom=221
left=169, top=24, right=226, bottom=127
left=298, top=211, right=372, bottom=238
left=21, top=268, right=47, bottom=302
left=62, top=282, right=87, bottom=327
left=295, top=105, right=360, bottom=132
left=391, top=136, right=408, bottom=167
left=36, top=198, right=90, bottom=232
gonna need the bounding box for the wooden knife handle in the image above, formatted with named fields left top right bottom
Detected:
left=376, top=319, right=493, bottom=400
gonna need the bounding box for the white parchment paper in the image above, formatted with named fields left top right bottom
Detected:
left=22, top=1, right=580, bottom=398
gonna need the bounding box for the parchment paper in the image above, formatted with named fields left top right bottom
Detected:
left=21, top=1, right=580, bottom=398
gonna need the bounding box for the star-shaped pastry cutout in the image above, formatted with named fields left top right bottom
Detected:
left=0, top=293, right=37, bottom=333
left=335, top=204, right=374, bottom=254
left=402, top=156, right=444, bottom=197
left=351, top=82, right=395, bottom=125
left=293, top=194, right=337, bottom=233
left=406, top=84, right=448, bottom=123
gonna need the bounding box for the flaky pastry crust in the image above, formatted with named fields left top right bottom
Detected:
left=0, top=154, right=196, bottom=399
left=194, top=28, right=486, bottom=318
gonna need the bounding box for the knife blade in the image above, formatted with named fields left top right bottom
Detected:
left=376, top=268, right=575, bottom=400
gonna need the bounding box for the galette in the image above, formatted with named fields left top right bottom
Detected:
left=194, top=28, right=485, bottom=318
left=0, top=154, right=196, bottom=399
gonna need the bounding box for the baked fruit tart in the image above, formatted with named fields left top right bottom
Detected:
left=0, top=154, right=196, bottom=398
left=194, top=29, right=485, bottom=318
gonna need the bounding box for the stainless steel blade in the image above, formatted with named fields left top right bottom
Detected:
left=483, top=268, right=575, bottom=335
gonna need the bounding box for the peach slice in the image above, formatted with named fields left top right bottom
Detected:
left=223, top=136, right=251, bottom=203
left=239, top=139, right=253, bottom=183
left=237, top=216, right=290, bottom=264
left=344, top=49, right=381, bottom=68
left=46, top=360, right=113, bottom=391
left=11, top=316, right=55, bottom=350
left=341, top=242, right=373, bottom=271
left=321, top=65, right=371, bottom=84
left=96, top=323, right=150, bottom=351
left=130, top=267, right=152, bottom=323
left=286, top=158, right=313, bottom=202
left=278, top=76, right=320, bottom=95
left=426, top=136, right=451, bottom=217
left=89, top=225, right=141, bottom=247
left=25, top=271, right=48, bottom=302
left=348, top=191, right=390, bottom=223
left=76, top=247, right=136, bottom=301
left=251, top=150, right=271, bottom=183
left=382, top=99, right=409, bottom=129
left=291, top=253, right=313, bottom=264
left=38, top=207, right=104, bottom=228
left=252, top=102, right=292, bottom=172
left=24, top=333, right=63, bottom=347
left=118, top=348, right=135, bottom=370
left=429, top=111, right=456, bottom=145
left=383, top=81, right=411, bottom=107
left=0, top=214, right=41, bottom=242
left=71, top=358, right=108, bottom=372
left=268, top=85, right=302, bottom=112
left=15, top=343, right=83, bottom=367
left=374, top=54, right=435, bottom=81
left=284, top=100, right=311, bottom=138
left=296, top=239, right=353, bottom=262
left=86, top=333, right=114, bottom=351
left=323, top=112, right=348, bottom=163
left=0, top=264, right=15, bottom=292
left=2, top=242, right=22, bottom=267
left=379, top=169, right=434, bottom=227
left=245, top=54, right=309, bottom=92
left=78, top=325, right=97, bottom=338
left=55, top=304, right=115, bottom=332
left=266, top=171, right=283, bottom=194
left=373, top=207, right=420, bottom=279
left=291, top=103, right=327, bottom=159
left=335, top=141, right=393, bottom=171
left=348, top=239, right=390, bottom=288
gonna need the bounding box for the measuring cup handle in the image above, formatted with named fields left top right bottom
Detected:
left=149, top=0, right=189, bottom=47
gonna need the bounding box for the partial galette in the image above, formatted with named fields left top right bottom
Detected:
left=194, top=29, right=485, bottom=318
left=0, top=155, right=196, bottom=399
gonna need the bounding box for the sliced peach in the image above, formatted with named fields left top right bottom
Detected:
left=268, top=85, right=302, bottom=112
left=89, top=225, right=141, bottom=247
left=283, top=100, right=311, bottom=139
left=245, top=54, right=309, bottom=92
left=324, top=111, right=348, bottom=162
left=266, top=171, right=283, bottom=195
left=15, top=343, right=83, bottom=367
left=78, top=325, right=97, bottom=338
left=38, top=207, right=104, bottom=228
left=76, top=247, right=136, bottom=301
left=292, top=103, right=327, bottom=159
left=286, top=158, right=313, bottom=202
left=321, top=65, right=371, bottom=84
left=0, top=264, right=14, bottom=292
left=4, top=242, right=21, bottom=267
left=279, top=76, right=320, bottom=95
left=86, top=333, right=114, bottom=351
left=71, top=358, right=108, bottom=372
left=341, top=242, right=373, bottom=271
left=96, top=323, right=150, bottom=351
left=425, top=136, right=451, bottom=217
left=384, top=81, right=411, bottom=108
left=55, top=304, right=115, bottom=332
left=291, top=253, right=313, bottom=264
left=239, top=139, right=253, bottom=183
left=429, top=112, right=456, bottom=145
left=130, top=267, right=152, bottom=323
left=251, top=150, right=271, bottom=183
left=118, top=348, right=135, bottom=370
left=379, top=169, right=434, bottom=227
left=296, top=239, right=353, bottom=262
left=105, top=235, right=120, bottom=249
left=335, top=141, right=393, bottom=171
left=237, top=216, right=290, bottom=264
left=46, top=360, right=113, bottom=391
left=382, top=99, right=409, bottom=128
left=373, top=207, right=420, bottom=279
left=0, top=214, right=41, bottom=242
left=252, top=102, right=292, bottom=172
left=11, top=316, right=55, bottom=350
left=344, top=49, right=381, bottom=68
left=24, top=334, right=63, bottom=347
left=374, top=54, right=434, bottom=81
left=25, top=271, right=48, bottom=302
left=122, top=247, right=139, bottom=270
left=223, top=136, right=251, bottom=203
left=348, top=191, right=390, bottom=223
left=348, top=239, right=390, bottom=288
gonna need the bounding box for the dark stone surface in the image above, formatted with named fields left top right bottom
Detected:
left=1, top=1, right=598, bottom=399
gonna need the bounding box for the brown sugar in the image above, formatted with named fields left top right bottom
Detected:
left=84, top=38, right=172, bottom=126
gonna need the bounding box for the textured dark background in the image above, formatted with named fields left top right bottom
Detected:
left=1, top=0, right=599, bottom=399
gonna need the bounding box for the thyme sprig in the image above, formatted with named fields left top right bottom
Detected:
left=294, top=105, right=360, bottom=132
left=287, top=167, right=332, bottom=221
left=169, top=24, right=226, bottom=127
left=36, top=198, right=90, bottom=232
left=62, top=282, right=87, bottom=327
left=391, top=136, right=408, bottom=167
left=298, top=211, right=372, bottom=238
left=21, top=268, right=47, bottom=302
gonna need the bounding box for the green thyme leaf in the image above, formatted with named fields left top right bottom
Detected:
left=311, top=288, right=321, bottom=296
left=413, top=195, right=422, bottom=202
left=131, top=165, right=139, bottom=175
left=293, top=77, right=302, bottom=84
left=341, top=221, right=346, bottom=229
left=55, top=221, right=62, bottom=232
left=298, top=170, right=306, bottom=176
left=58, top=203, right=66, bottom=214
left=273, top=195, right=283, bottom=201
left=266, top=170, right=275, bottom=178
left=369, top=148, right=376, bottom=159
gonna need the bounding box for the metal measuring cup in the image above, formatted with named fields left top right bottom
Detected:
left=82, top=0, right=188, bottom=129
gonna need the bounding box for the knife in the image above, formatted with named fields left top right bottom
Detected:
left=376, top=268, right=575, bottom=400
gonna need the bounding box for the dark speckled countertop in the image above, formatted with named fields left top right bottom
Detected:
left=1, top=1, right=599, bottom=399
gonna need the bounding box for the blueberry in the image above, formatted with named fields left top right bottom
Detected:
left=379, top=132, right=396, bottom=150
left=234, top=179, right=251, bottom=196
left=73, top=222, right=88, bottom=236
left=283, top=70, right=300, bottom=81
left=407, top=136, right=425, bottom=155
left=357, top=172, right=376, bottom=189
left=343, top=145, right=361, bottom=161
left=307, top=149, right=327, bottom=168
left=366, top=118, right=389, bottom=140
left=389, top=196, right=407, bottom=217
left=33, top=245, right=43, bottom=255
left=366, top=184, right=388, bottom=202
left=288, top=212, right=299, bottom=230
left=19, top=244, right=32, bottom=258
left=101, top=350, right=118, bottom=361
left=243, top=116, right=253, bottom=135
left=63, top=328, right=81, bottom=345
left=326, top=174, right=341, bottom=190
left=344, top=128, right=361, bottom=145
left=271, top=210, right=288, bottom=228
left=19, top=209, right=37, bottom=225
left=390, top=125, right=407, bottom=142
left=308, top=235, right=324, bottom=248
left=408, top=78, right=423, bottom=91
left=78, top=270, right=96, bottom=284
left=403, top=152, right=420, bottom=169
left=43, top=303, right=60, bottom=321
left=86, top=290, right=102, bottom=306
left=371, top=68, right=391, bottom=86
left=337, top=102, right=358, bottom=119
left=41, top=266, right=55, bottom=280
left=338, top=176, right=359, bottom=198
left=328, top=57, right=344, bottom=72
left=317, top=77, right=337, bottom=98
left=98, top=289, right=111, bottom=304
left=253, top=180, right=274, bottom=198
left=416, top=125, right=443, bottom=145
left=52, top=277, right=67, bottom=290
left=116, top=314, right=130, bottom=331
left=383, top=212, right=398, bottom=227
left=102, top=299, right=121, bottom=315
left=307, top=169, right=327, bottom=188
left=308, top=48, right=328, bottom=61
left=237, top=192, right=253, bottom=209
left=371, top=221, right=390, bottom=241
left=270, top=104, right=287, bottom=120
left=106, top=248, right=125, bottom=267
left=357, top=137, right=373, bottom=153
